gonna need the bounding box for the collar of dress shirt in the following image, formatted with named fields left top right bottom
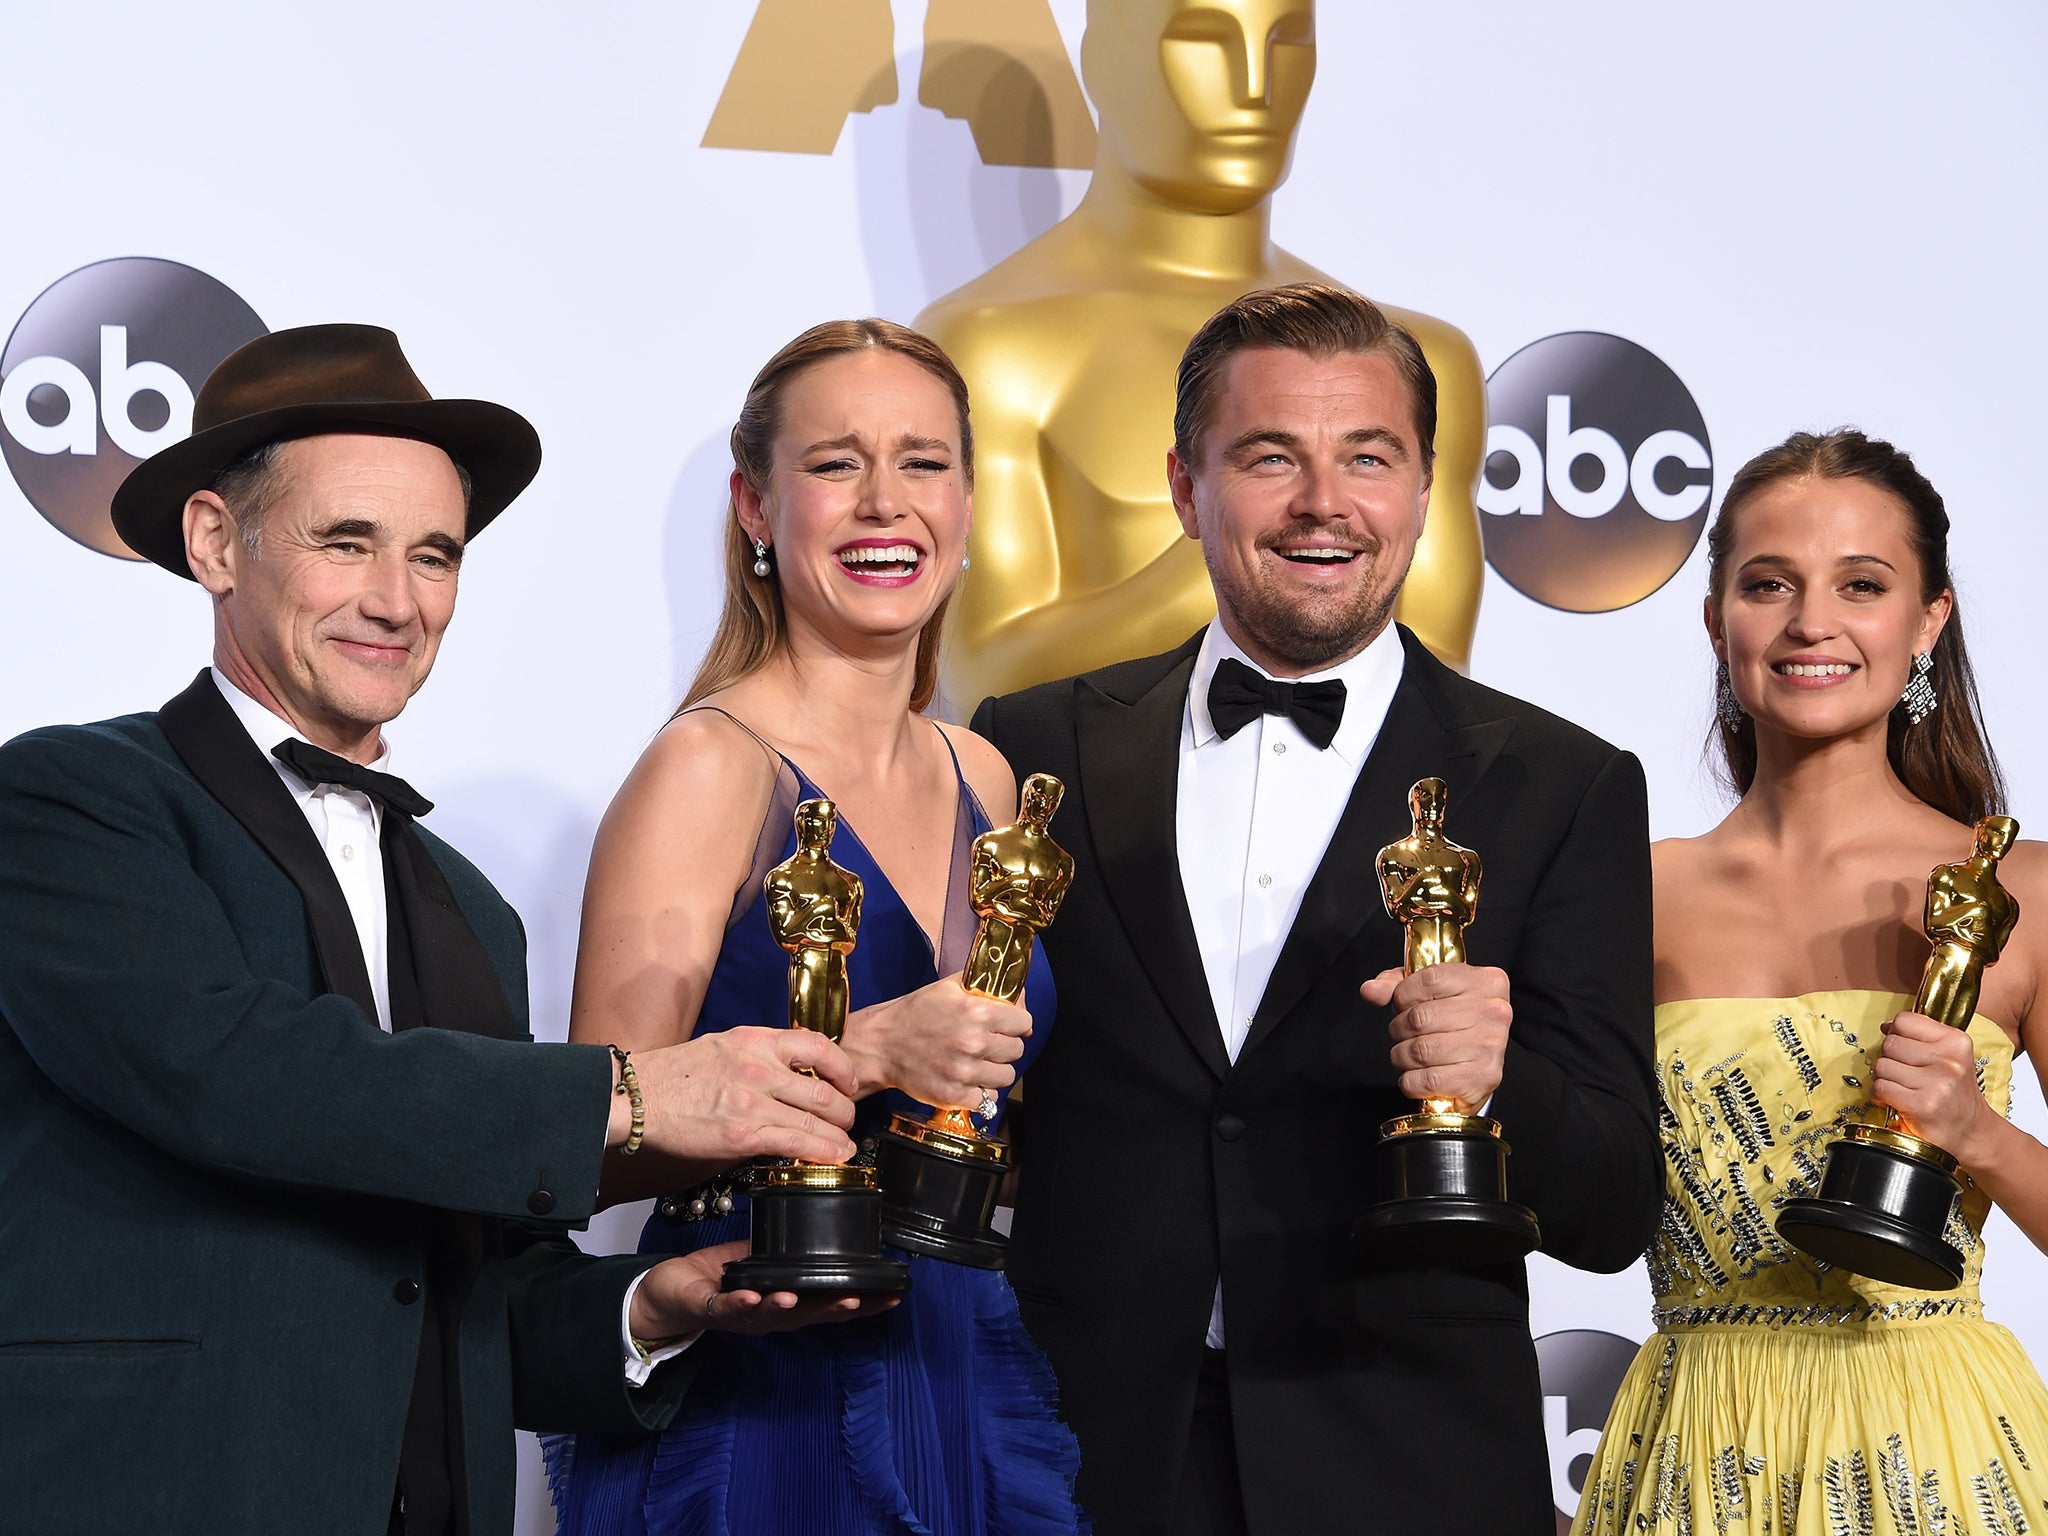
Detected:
left=207, top=667, right=395, bottom=786
left=1186, top=618, right=1405, bottom=766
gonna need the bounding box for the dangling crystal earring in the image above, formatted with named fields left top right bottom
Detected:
left=1900, top=651, right=1938, bottom=725
left=1715, top=660, right=1746, bottom=729
left=752, top=538, right=771, bottom=578
left=960, top=554, right=971, bottom=572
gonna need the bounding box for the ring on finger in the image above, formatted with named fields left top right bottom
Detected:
left=975, top=1088, right=999, bottom=1121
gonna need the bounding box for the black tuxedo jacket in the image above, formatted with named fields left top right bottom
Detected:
left=974, top=627, right=1660, bottom=1536
left=0, top=675, right=695, bottom=1536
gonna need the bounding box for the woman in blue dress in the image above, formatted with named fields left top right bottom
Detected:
left=548, top=319, right=1088, bottom=1535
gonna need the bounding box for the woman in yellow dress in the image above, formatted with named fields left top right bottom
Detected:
left=1577, top=429, right=2048, bottom=1535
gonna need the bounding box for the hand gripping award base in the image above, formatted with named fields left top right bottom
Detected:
left=1777, top=816, right=2022, bottom=1290
left=723, top=799, right=911, bottom=1297
left=877, top=773, right=1075, bottom=1268
left=1354, top=777, right=1540, bottom=1265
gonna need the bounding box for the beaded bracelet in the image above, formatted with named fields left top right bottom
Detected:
left=610, top=1044, right=645, bottom=1156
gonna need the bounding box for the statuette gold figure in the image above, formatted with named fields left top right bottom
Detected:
left=765, top=797, right=865, bottom=1045
left=960, top=772, right=1077, bottom=1007
left=725, top=798, right=910, bottom=1296
left=1915, top=815, right=2021, bottom=1032
left=1776, top=815, right=2023, bottom=1291
left=1357, top=777, right=1538, bottom=1262
left=1376, top=776, right=1482, bottom=1116
left=879, top=773, right=1075, bottom=1267
left=920, top=0, right=1486, bottom=709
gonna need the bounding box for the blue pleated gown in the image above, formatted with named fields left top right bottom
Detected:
left=546, top=741, right=1087, bottom=1536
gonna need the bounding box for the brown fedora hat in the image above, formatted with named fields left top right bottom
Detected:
left=110, top=322, right=542, bottom=577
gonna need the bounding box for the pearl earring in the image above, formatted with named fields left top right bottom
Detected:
left=752, top=538, right=771, bottom=579
left=960, top=554, right=972, bottom=572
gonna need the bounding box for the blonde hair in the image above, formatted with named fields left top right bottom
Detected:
left=678, top=319, right=974, bottom=716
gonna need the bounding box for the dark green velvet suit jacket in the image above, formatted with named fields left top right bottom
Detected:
left=0, top=675, right=693, bottom=1536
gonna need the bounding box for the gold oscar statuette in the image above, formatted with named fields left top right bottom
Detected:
left=1777, top=816, right=2022, bottom=1290
left=878, top=773, right=1075, bottom=1268
left=722, top=798, right=911, bottom=1295
left=1354, top=777, right=1539, bottom=1264
left=920, top=0, right=1487, bottom=710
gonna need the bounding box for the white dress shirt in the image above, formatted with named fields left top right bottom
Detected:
left=212, top=670, right=393, bottom=1030
left=208, top=670, right=685, bottom=1381
left=1175, top=622, right=1406, bottom=1348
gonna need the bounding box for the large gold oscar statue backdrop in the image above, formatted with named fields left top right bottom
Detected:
left=919, top=0, right=1487, bottom=707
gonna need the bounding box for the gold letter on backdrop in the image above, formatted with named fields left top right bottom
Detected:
left=701, top=0, right=900, bottom=155
left=920, top=0, right=1486, bottom=707
left=919, top=0, right=1097, bottom=170
left=702, top=0, right=1095, bottom=167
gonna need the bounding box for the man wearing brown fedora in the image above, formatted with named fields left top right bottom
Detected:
left=0, top=324, right=888, bottom=1536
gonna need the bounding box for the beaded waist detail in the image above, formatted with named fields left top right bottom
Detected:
left=656, top=1136, right=885, bottom=1223
left=658, top=1159, right=777, bottom=1222
left=1654, top=1296, right=1984, bottom=1331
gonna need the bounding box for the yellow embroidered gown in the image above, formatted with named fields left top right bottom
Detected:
left=1577, top=991, right=2048, bottom=1536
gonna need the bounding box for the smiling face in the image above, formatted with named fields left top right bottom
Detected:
left=1710, top=473, right=1951, bottom=748
left=1084, top=0, right=1316, bottom=213
left=736, top=348, right=970, bottom=663
left=1169, top=345, right=1431, bottom=676
left=186, top=433, right=467, bottom=758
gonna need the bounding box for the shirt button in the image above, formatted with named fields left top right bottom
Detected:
left=1257, top=873, right=1272, bottom=889
left=340, top=845, right=355, bottom=861
left=1272, top=741, right=1287, bottom=755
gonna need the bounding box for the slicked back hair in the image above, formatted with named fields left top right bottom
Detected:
left=1173, top=283, right=1437, bottom=467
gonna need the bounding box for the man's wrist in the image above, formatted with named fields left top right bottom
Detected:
left=627, top=1280, right=669, bottom=1345
left=620, top=1269, right=697, bottom=1387
left=605, top=1055, right=633, bottom=1149
left=608, top=1045, right=646, bottom=1155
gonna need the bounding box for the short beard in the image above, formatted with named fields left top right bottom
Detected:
left=1211, top=536, right=1404, bottom=673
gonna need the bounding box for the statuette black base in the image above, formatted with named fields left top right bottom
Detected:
left=721, top=1178, right=911, bottom=1296
left=1356, top=1118, right=1539, bottom=1266
left=877, top=1116, right=1010, bottom=1270
left=1776, top=1128, right=1965, bottom=1291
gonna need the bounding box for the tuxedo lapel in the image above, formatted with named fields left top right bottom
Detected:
left=1242, top=631, right=1515, bottom=1060
left=157, top=670, right=379, bottom=1024
left=1075, top=636, right=1231, bottom=1081
left=385, top=823, right=522, bottom=1042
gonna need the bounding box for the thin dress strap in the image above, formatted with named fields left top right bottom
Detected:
left=676, top=706, right=803, bottom=931
left=932, top=724, right=983, bottom=977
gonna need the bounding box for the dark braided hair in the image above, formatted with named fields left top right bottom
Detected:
left=1705, top=428, right=2005, bottom=824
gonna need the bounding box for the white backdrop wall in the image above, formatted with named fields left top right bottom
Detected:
left=3, top=4, right=2043, bottom=1530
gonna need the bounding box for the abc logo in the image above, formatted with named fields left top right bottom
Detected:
left=1479, top=332, right=1712, bottom=613
left=1, top=258, right=266, bottom=559
left=1535, top=1328, right=1639, bottom=1527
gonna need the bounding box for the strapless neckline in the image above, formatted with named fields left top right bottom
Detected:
left=1572, top=986, right=2048, bottom=1534
left=1655, top=987, right=2005, bottom=1044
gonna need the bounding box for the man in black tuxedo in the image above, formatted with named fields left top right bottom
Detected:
left=973, top=285, right=1660, bottom=1536
left=0, top=326, right=879, bottom=1536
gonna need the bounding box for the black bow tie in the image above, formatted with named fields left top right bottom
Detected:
left=272, top=738, right=434, bottom=819
left=1206, top=656, right=1347, bottom=750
